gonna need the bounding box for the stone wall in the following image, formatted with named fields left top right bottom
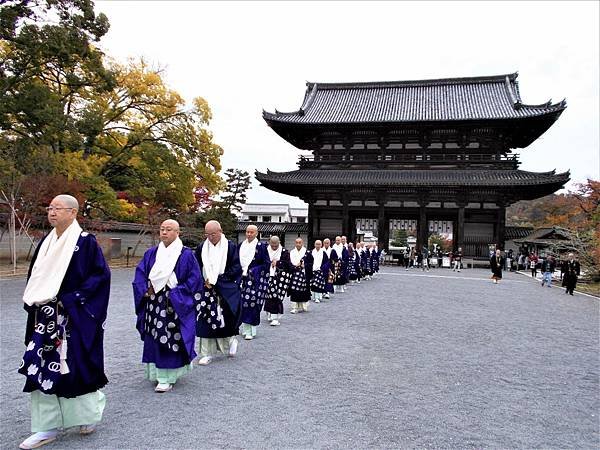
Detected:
left=0, top=230, right=157, bottom=262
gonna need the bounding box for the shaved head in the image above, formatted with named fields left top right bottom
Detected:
left=160, top=219, right=180, bottom=246
left=53, top=194, right=79, bottom=210
left=204, top=220, right=222, bottom=245
left=47, top=194, right=79, bottom=235
left=269, top=235, right=280, bottom=250
left=205, top=220, right=221, bottom=232
left=245, top=224, right=258, bottom=242
left=161, top=219, right=180, bottom=231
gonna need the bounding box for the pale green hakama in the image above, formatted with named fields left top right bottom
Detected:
left=30, top=390, right=105, bottom=432
left=144, top=363, right=193, bottom=385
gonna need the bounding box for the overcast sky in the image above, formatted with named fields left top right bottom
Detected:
left=96, top=1, right=599, bottom=207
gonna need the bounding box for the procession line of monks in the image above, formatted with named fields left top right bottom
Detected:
left=237, top=225, right=382, bottom=337
left=16, top=195, right=383, bottom=449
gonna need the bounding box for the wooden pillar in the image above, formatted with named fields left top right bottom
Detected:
left=495, top=204, right=506, bottom=250
left=307, top=201, right=320, bottom=248
left=377, top=200, right=386, bottom=249
left=456, top=203, right=465, bottom=252
left=452, top=219, right=458, bottom=252
left=342, top=193, right=350, bottom=238
left=307, top=202, right=314, bottom=248
left=348, top=216, right=356, bottom=245
left=417, top=202, right=428, bottom=250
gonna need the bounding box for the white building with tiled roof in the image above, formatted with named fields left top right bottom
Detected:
left=238, top=203, right=309, bottom=248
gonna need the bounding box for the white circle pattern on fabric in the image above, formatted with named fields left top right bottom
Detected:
left=144, top=287, right=182, bottom=352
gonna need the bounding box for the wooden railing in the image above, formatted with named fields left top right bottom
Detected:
left=298, top=153, right=519, bottom=169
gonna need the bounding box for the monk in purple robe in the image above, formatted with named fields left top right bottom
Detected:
left=288, top=238, right=312, bottom=314
left=310, top=240, right=330, bottom=303
left=133, top=219, right=201, bottom=392
left=18, top=194, right=110, bottom=449
left=194, top=220, right=243, bottom=365
left=238, top=224, right=270, bottom=340
left=331, top=236, right=350, bottom=293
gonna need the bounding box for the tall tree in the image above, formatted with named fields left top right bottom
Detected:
left=1, top=2, right=225, bottom=221
left=219, top=168, right=251, bottom=213
left=90, top=59, right=224, bottom=196
left=0, top=0, right=114, bottom=154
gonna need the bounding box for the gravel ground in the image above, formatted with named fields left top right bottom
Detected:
left=1, top=266, right=598, bottom=449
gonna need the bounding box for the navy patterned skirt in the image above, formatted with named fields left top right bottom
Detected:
left=310, top=270, right=326, bottom=293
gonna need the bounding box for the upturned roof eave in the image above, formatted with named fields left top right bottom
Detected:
left=262, top=107, right=566, bottom=127
left=262, top=72, right=566, bottom=127
left=255, top=169, right=571, bottom=188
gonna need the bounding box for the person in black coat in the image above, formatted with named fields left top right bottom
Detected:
left=490, top=249, right=504, bottom=284
left=541, top=255, right=556, bottom=287
left=561, top=253, right=581, bottom=295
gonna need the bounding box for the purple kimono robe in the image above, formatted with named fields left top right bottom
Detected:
left=239, top=241, right=270, bottom=326
left=361, top=249, right=373, bottom=276
left=310, top=252, right=330, bottom=294
left=348, top=250, right=360, bottom=281
left=132, top=246, right=201, bottom=368
left=324, top=248, right=335, bottom=294
left=332, top=247, right=350, bottom=285
left=264, top=248, right=291, bottom=315
left=371, top=249, right=381, bottom=272
left=195, top=240, right=243, bottom=338
left=288, top=251, right=313, bottom=303
left=21, top=232, right=110, bottom=398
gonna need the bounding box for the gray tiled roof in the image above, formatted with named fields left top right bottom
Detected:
left=263, top=73, right=566, bottom=124
left=518, top=226, right=573, bottom=241
left=255, top=169, right=570, bottom=187
left=505, top=226, right=534, bottom=240
left=236, top=221, right=309, bottom=233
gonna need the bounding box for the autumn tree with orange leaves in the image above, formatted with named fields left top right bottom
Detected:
left=1, top=0, right=224, bottom=225
left=507, top=179, right=599, bottom=281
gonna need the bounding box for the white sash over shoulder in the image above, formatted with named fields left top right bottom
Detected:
left=23, top=221, right=83, bottom=306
